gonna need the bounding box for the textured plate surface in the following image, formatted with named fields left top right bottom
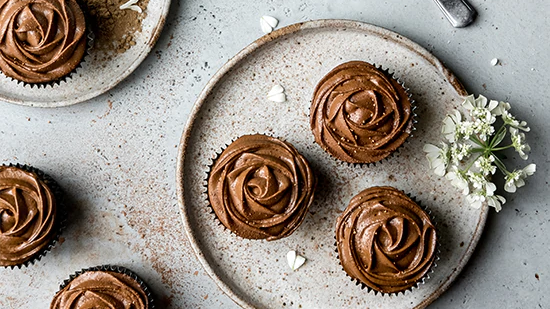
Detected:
left=177, top=20, right=488, bottom=309
left=0, top=0, right=170, bottom=107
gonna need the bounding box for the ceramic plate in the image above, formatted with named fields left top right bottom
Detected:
left=177, top=20, right=488, bottom=309
left=0, top=0, right=170, bottom=107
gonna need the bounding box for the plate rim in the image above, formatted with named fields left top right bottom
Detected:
left=0, top=0, right=171, bottom=108
left=176, top=19, right=489, bottom=309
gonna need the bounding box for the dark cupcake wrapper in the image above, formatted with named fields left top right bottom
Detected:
left=55, top=265, right=155, bottom=309
left=310, top=63, right=418, bottom=167
left=204, top=133, right=315, bottom=240
left=334, top=189, right=439, bottom=296
left=1, top=163, right=66, bottom=269
left=1, top=0, right=94, bottom=88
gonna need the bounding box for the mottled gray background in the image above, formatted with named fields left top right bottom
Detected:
left=0, top=1, right=548, bottom=308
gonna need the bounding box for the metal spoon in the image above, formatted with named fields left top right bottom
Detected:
left=433, top=0, right=477, bottom=28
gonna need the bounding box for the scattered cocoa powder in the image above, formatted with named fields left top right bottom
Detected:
left=84, top=0, right=150, bottom=57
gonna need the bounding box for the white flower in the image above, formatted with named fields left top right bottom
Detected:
left=472, top=119, right=495, bottom=141
left=510, top=127, right=531, bottom=160
left=456, top=120, right=476, bottom=140
left=491, top=101, right=510, bottom=116
left=487, top=195, right=506, bottom=212
left=442, top=110, right=462, bottom=142
left=463, top=94, right=498, bottom=125
left=423, top=143, right=450, bottom=176
left=474, top=155, right=496, bottom=176
left=287, top=250, right=306, bottom=271
left=466, top=170, right=489, bottom=191
left=466, top=190, right=486, bottom=209
left=446, top=167, right=470, bottom=194
left=504, top=164, right=536, bottom=193
left=267, top=84, right=286, bottom=102
left=450, top=142, right=472, bottom=165
left=502, top=110, right=530, bottom=132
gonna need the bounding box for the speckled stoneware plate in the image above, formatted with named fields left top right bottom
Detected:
left=177, top=19, right=488, bottom=309
left=0, top=1, right=170, bottom=108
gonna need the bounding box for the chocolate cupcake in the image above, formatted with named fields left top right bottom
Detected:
left=310, top=61, right=415, bottom=164
left=0, top=0, right=88, bottom=84
left=207, top=134, right=316, bottom=241
left=335, top=186, right=437, bottom=294
left=0, top=164, right=62, bottom=268
left=50, top=265, right=153, bottom=309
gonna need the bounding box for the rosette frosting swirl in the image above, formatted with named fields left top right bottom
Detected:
left=336, top=186, right=437, bottom=293
left=50, top=271, right=149, bottom=309
left=310, top=61, right=413, bottom=163
left=0, top=166, right=57, bottom=266
left=208, top=134, right=316, bottom=240
left=0, top=0, right=87, bottom=83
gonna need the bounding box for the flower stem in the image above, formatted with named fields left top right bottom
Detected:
left=491, top=145, right=514, bottom=151
left=491, top=153, right=509, bottom=175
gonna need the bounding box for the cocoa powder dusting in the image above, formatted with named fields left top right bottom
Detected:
left=84, top=0, right=150, bottom=57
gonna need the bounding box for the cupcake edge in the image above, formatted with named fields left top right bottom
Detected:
left=1, top=163, right=66, bottom=269
left=309, top=62, right=418, bottom=166
left=334, top=188, right=439, bottom=296
left=53, top=265, right=155, bottom=309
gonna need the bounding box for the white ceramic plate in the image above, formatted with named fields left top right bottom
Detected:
left=0, top=1, right=170, bottom=107
left=177, top=20, right=488, bottom=309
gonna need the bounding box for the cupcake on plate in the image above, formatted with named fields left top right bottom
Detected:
left=0, top=0, right=88, bottom=85
left=310, top=61, right=415, bottom=164
left=207, top=134, right=316, bottom=241
left=50, top=265, right=153, bottom=309
left=0, top=164, right=63, bottom=268
left=335, top=186, right=437, bottom=294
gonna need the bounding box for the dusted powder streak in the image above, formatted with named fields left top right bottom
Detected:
left=208, top=134, right=316, bottom=241
left=0, top=0, right=87, bottom=83
left=0, top=166, right=57, bottom=266
left=310, top=61, right=413, bottom=163
left=50, top=271, right=148, bottom=309
left=336, top=186, right=437, bottom=294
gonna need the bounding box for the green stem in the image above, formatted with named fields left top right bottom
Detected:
left=489, top=125, right=507, bottom=149
left=491, top=145, right=514, bottom=152
left=465, top=154, right=483, bottom=172
left=491, top=153, right=509, bottom=175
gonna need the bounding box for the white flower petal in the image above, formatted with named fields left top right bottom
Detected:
left=260, top=16, right=278, bottom=33
left=491, top=58, right=499, bottom=66
left=423, top=144, right=440, bottom=153
left=523, top=164, right=536, bottom=175
left=287, top=250, right=306, bottom=271
left=504, top=182, right=516, bottom=193
left=267, top=93, right=286, bottom=103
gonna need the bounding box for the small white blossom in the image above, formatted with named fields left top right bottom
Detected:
left=442, top=110, right=462, bottom=142
left=510, top=127, right=531, bottom=160
left=423, top=143, right=450, bottom=176
left=456, top=120, right=476, bottom=140
left=463, top=94, right=498, bottom=125
left=446, top=167, right=470, bottom=195
left=466, top=190, right=486, bottom=209
left=472, top=120, right=495, bottom=141
left=474, top=155, right=496, bottom=176
left=502, top=110, right=530, bottom=132
left=491, top=101, right=510, bottom=116
left=466, top=171, right=488, bottom=191
left=487, top=195, right=506, bottom=212
left=450, top=142, right=472, bottom=165
left=504, top=164, right=536, bottom=193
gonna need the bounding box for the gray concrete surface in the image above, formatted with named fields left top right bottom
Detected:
left=0, top=1, right=548, bottom=308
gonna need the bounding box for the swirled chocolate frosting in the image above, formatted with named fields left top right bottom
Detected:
left=310, top=61, right=413, bottom=163
left=336, top=186, right=437, bottom=293
left=0, top=166, right=57, bottom=266
left=208, top=134, right=316, bottom=240
left=0, top=0, right=87, bottom=83
left=50, top=271, right=149, bottom=309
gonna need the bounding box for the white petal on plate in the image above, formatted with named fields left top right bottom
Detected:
left=120, top=0, right=138, bottom=9
left=267, top=93, right=286, bottom=103
left=287, top=250, right=306, bottom=271
left=262, top=16, right=279, bottom=28
left=260, top=16, right=279, bottom=34
left=490, top=58, right=499, bottom=66
left=267, top=84, right=286, bottom=102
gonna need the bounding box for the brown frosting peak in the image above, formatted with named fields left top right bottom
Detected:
left=50, top=271, right=148, bottom=309
left=310, top=61, right=413, bottom=163
left=0, top=166, right=56, bottom=266
left=0, top=0, right=87, bottom=83
left=208, top=134, right=316, bottom=240
left=336, top=186, right=437, bottom=293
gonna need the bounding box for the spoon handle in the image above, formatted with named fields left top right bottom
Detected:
left=433, top=0, right=477, bottom=28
